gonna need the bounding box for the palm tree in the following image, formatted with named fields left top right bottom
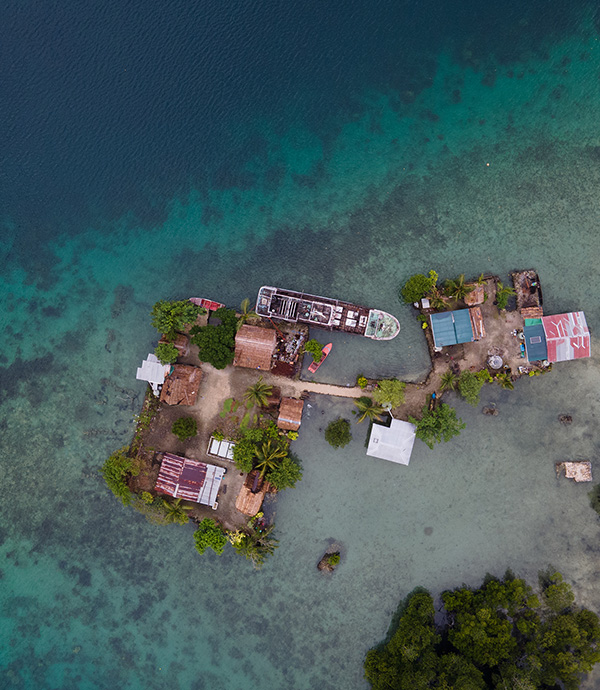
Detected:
left=495, top=282, right=517, bottom=310
left=444, top=274, right=474, bottom=301
left=429, top=287, right=448, bottom=311
left=354, top=396, right=385, bottom=423
left=237, top=298, right=258, bottom=330
left=243, top=376, right=273, bottom=408
left=254, top=439, right=287, bottom=478
left=161, top=497, right=192, bottom=525
left=440, top=370, right=458, bottom=392
left=233, top=524, right=279, bottom=568
left=495, top=372, right=514, bottom=390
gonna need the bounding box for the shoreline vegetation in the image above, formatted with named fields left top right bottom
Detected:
left=101, top=270, right=592, bottom=567
left=365, top=570, right=600, bottom=690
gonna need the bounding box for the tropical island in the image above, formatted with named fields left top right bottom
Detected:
left=101, top=271, right=592, bottom=570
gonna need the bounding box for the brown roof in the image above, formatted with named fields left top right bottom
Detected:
left=277, top=397, right=304, bottom=431
left=233, top=325, right=277, bottom=370
left=160, top=364, right=202, bottom=405
left=464, top=284, right=485, bottom=306
left=469, top=306, right=486, bottom=340
left=159, top=332, right=190, bottom=356
left=235, top=471, right=269, bottom=515
left=521, top=306, right=544, bottom=319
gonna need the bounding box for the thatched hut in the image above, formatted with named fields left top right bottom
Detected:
left=233, top=325, right=277, bottom=370
left=160, top=364, right=202, bottom=405
left=277, top=397, right=304, bottom=431
left=235, top=470, right=269, bottom=516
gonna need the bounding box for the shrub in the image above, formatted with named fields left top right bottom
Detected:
left=171, top=416, right=197, bottom=441
left=154, top=342, right=179, bottom=365
left=193, top=519, right=228, bottom=555
left=373, top=379, right=406, bottom=408
left=400, top=271, right=437, bottom=304
left=458, top=371, right=485, bottom=406
left=327, top=553, right=341, bottom=566
left=357, top=375, right=368, bottom=389
left=287, top=431, right=299, bottom=440
left=304, top=338, right=324, bottom=363
left=100, top=447, right=139, bottom=506
left=325, top=418, right=352, bottom=448
left=212, top=430, right=225, bottom=442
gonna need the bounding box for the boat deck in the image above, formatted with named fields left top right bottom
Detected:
left=256, top=286, right=399, bottom=339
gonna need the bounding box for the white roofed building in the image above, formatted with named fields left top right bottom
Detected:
left=366, top=418, right=417, bottom=466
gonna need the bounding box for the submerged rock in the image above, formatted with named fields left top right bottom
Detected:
left=558, top=414, right=573, bottom=425
left=483, top=406, right=498, bottom=416
left=318, top=550, right=341, bottom=573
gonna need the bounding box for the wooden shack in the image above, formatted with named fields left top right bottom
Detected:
left=235, top=471, right=269, bottom=516
left=160, top=364, right=202, bottom=405
left=277, top=397, right=304, bottom=431
left=233, top=325, right=277, bottom=370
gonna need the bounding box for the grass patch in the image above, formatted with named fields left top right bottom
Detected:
left=232, top=400, right=240, bottom=413
left=223, top=398, right=234, bottom=413
left=240, top=412, right=251, bottom=429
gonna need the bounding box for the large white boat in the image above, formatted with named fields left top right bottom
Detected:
left=255, top=286, right=400, bottom=341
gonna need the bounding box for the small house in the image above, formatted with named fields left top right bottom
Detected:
left=233, top=325, right=277, bottom=370
left=366, top=419, right=417, bottom=466
left=430, top=308, right=485, bottom=349
left=235, top=471, right=269, bottom=516
left=155, top=453, right=225, bottom=506
left=160, top=364, right=202, bottom=405
left=541, top=312, right=590, bottom=362
left=136, top=353, right=171, bottom=396
left=277, top=397, right=304, bottom=431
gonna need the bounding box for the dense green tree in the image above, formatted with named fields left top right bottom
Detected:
left=193, top=518, right=228, bottom=555
left=409, top=403, right=465, bottom=449
left=154, top=341, right=179, bottom=365
left=365, top=572, right=600, bottom=690
left=232, top=436, right=258, bottom=473
left=171, top=416, right=197, bottom=441
left=150, top=299, right=203, bottom=340
left=237, top=298, right=258, bottom=330
left=304, top=338, right=324, bottom=363
left=373, top=379, right=406, bottom=408
left=100, top=447, right=139, bottom=506
left=243, top=376, right=273, bottom=408
left=458, top=371, right=485, bottom=406
left=324, top=418, right=352, bottom=448
left=354, top=396, right=385, bottom=423
left=266, top=454, right=303, bottom=490
left=400, top=270, right=438, bottom=304
left=190, top=307, right=237, bottom=369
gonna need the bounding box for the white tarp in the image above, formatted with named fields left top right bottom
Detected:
left=367, top=418, right=417, bottom=466
left=207, top=437, right=236, bottom=461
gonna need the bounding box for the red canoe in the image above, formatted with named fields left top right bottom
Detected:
left=308, top=343, right=332, bottom=373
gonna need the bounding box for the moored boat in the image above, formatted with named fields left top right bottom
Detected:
left=189, top=297, right=226, bottom=311
left=255, top=286, right=400, bottom=340
left=308, top=343, right=332, bottom=373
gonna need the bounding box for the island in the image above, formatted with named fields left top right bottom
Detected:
left=101, top=270, right=592, bottom=567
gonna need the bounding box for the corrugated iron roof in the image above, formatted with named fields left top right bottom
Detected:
left=430, top=310, right=474, bottom=348
left=541, top=312, right=590, bottom=362
left=524, top=322, right=548, bottom=362
left=155, top=453, right=224, bottom=506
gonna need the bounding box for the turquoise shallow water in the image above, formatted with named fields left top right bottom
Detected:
left=4, top=11, right=600, bottom=690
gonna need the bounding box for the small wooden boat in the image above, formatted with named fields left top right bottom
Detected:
left=189, top=297, right=225, bottom=312
left=308, top=343, right=332, bottom=373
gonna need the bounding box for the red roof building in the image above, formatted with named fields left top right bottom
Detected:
left=541, top=312, right=590, bottom=362
left=155, top=453, right=225, bottom=506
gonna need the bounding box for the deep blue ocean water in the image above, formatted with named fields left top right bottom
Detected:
left=3, top=1, right=600, bottom=688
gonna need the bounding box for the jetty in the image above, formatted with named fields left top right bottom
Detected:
left=255, top=286, right=400, bottom=340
